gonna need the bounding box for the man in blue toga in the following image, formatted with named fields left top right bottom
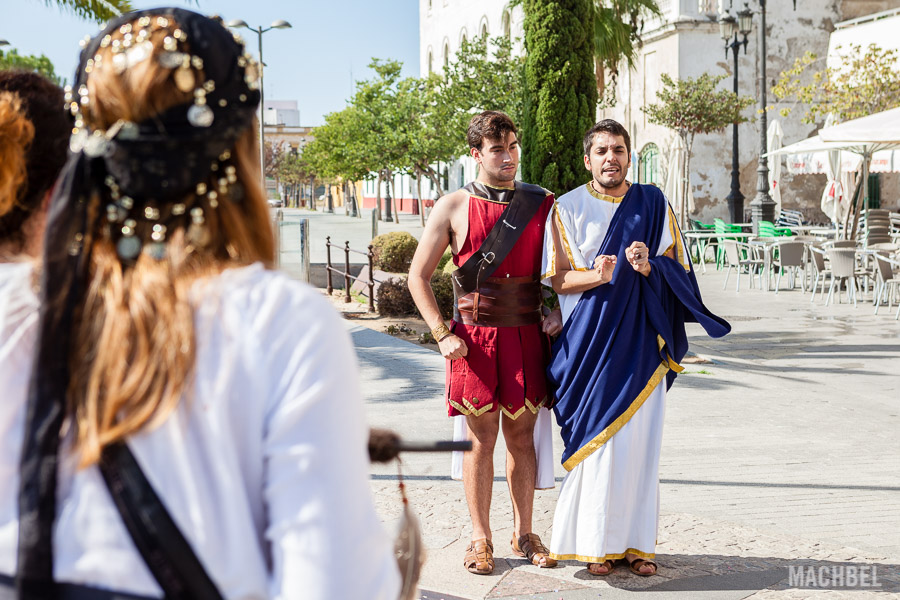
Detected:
left=540, top=120, right=730, bottom=576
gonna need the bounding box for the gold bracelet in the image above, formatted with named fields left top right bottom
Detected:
left=431, top=323, right=452, bottom=342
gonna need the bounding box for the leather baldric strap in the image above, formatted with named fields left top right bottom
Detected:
left=97, top=443, right=224, bottom=600
left=453, top=276, right=542, bottom=327
left=451, top=181, right=549, bottom=295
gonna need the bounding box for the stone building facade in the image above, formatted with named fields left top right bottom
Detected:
left=418, top=0, right=900, bottom=220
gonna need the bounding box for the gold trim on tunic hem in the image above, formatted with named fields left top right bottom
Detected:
left=449, top=397, right=493, bottom=417
left=501, top=404, right=527, bottom=420
left=562, top=361, right=669, bottom=471
left=548, top=548, right=656, bottom=562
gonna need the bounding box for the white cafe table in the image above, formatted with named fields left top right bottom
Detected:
left=683, top=231, right=754, bottom=273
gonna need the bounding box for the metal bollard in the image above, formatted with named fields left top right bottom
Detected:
left=299, top=218, right=310, bottom=283
left=274, top=209, right=283, bottom=269
left=325, top=236, right=333, bottom=295
left=367, top=244, right=375, bottom=313
left=371, top=207, right=378, bottom=240
left=343, top=241, right=352, bottom=303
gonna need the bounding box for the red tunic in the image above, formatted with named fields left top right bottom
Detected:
left=446, top=184, right=555, bottom=420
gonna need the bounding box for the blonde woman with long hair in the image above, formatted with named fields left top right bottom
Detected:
left=1, top=9, right=399, bottom=600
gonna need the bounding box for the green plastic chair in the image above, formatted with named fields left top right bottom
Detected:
left=714, top=219, right=743, bottom=269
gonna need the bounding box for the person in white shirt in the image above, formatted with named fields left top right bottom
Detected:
left=1, top=10, right=400, bottom=600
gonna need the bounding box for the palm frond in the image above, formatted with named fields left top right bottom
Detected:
left=42, top=0, right=136, bottom=23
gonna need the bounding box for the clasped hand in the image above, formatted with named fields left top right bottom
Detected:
left=625, top=241, right=651, bottom=276
left=592, top=254, right=617, bottom=284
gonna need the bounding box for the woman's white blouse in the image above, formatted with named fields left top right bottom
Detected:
left=0, top=262, right=400, bottom=600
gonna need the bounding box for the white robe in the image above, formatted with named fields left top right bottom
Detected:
left=0, top=261, right=400, bottom=600
left=540, top=183, right=683, bottom=562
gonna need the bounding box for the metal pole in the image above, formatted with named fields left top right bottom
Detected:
left=257, top=27, right=266, bottom=192
left=725, top=35, right=745, bottom=223
left=325, top=235, right=333, bottom=295
left=274, top=208, right=283, bottom=269
left=349, top=182, right=358, bottom=218
left=371, top=208, right=378, bottom=240
left=343, top=241, right=352, bottom=303
left=384, top=172, right=393, bottom=221
left=750, top=0, right=775, bottom=234
left=299, top=218, right=310, bottom=283
left=326, top=184, right=334, bottom=214
left=367, top=244, right=375, bottom=313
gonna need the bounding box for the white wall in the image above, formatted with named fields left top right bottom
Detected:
left=602, top=0, right=843, bottom=222
left=419, top=0, right=524, bottom=78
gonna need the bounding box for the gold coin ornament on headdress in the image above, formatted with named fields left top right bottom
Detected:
left=62, top=9, right=262, bottom=263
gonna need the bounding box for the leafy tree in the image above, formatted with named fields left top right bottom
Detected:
left=44, top=0, right=134, bottom=22
left=642, top=72, right=754, bottom=227
left=772, top=44, right=900, bottom=124
left=0, top=49, right=63, bottom=85
left=591, top=0, right=662, bottom=106
left=264, top=140, right=290, bottom=194
left=520, top=0, right=597, bottom=195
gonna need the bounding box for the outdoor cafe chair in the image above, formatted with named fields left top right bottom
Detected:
left=771, top=241, right=806, bottom=293
left=714, top=218, right=743, bottom=269
left=824, top=248, right=863, bottom=307
left=688, top=218, right=717, bottom=265
left=808, top=246, right=832, bottom=303
left=722, top=239, right=763, bottom=291
left=823, top=239, right=857, bottom=249
left=873, top=253, right=900, bottom=319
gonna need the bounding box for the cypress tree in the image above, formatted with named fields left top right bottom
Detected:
left=521, top=0, right=597, bottom=195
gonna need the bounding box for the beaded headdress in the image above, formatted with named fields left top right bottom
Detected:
left=60, top=7, right=261, bottom=263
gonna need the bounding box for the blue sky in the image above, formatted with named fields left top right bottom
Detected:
left=5, top=0, right=420, bottom=126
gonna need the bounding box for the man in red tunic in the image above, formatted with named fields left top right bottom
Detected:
left=408, top=111, right=562, bottom=575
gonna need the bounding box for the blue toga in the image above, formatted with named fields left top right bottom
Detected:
left=548, top=183, right=730, bottom=470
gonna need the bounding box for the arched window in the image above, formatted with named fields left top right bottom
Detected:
left=639, top=143, right=660, bottom=186
left=502, top=10, right=511, bottom=39
left=459, top=28, right=468, bottom=47
left=443, top=42, right=450, bottom=70
left=479, top=16, right=489, bottom=40
left=427, top=50, right=433, bottom=74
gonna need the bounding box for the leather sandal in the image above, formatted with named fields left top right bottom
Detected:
left=627, top=557, right=658, bottom=577
left=587, top=559, right=616, bottom=575
left=464, top=538, right=494, bottom=575
left=511, top=533, right=557, bottom=568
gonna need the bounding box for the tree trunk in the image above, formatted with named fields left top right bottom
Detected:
left=681, top=133, right=693, bottom=231
left=415, top=167, right=425, bottom=226
left=842, top=163, right=864, bottom=240
left=594, top=56, right=605, bottom=100
left=389, top=170, right=400, bottom=224
left=375, top=171, right=383, bottom=221
left=849, top=158, right=869, bottom=241
left=425, top=166, right=444, bottom=198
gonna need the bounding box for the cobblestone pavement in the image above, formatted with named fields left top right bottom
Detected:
left=344, top=255, right=900, bottom=600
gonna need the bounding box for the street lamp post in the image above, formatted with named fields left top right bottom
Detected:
left=225, top=18, right=292, bottom=192
left=748, top=0, right=796, bottom=233
left=719, top=4, right=753, bottom=224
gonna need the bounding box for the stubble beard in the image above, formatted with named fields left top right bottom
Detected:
left=481, top=163, right=518, bottom=187
left=594, top=170, right=626, bottom=193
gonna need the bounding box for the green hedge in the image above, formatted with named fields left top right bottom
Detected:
left=377, top=271, right=455, bottom=320
left=371, top=231, right=418, bottom=273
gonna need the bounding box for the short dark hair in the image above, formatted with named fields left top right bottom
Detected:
left=583, top=119, right=631, bottom=157
left=467, top=110, right=517, bottom=150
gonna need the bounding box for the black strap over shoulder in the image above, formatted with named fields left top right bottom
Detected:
left=452, top=181, right=549, bottom=294
left=98, top=443, right=224, bottom=600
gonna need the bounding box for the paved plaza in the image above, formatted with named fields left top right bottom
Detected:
left=286, top=209, right=899, bottom=599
